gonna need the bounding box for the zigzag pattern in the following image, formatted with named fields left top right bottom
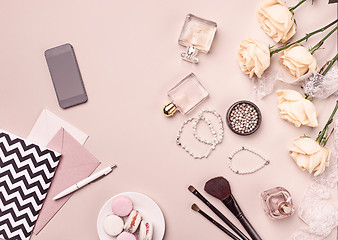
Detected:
left=0, top=170, right=48, bottom=199
left=0, top=158, right=53, bottom=189
left=0, top=210, right=35, bottom=232
left=0, top=184, right=45, bottom=212
left=0, top=218, right=31, bottom=239
left=0, top=194, right=37, bottom=225
left=0, top=133, right=59, bottom=160
left=0, top=131, right=60, bottom=240
left=0, top=140, right=58, bottom=172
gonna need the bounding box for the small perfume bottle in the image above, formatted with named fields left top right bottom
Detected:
left=163, top=73, right=208, bottom=116
left=261, top=187, right=295, bottom=220
left=178, top=14, right=217, bottom=63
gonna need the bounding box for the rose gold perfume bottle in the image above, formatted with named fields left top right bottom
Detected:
left=178, top=14, right=217, bottom=63
left=261, top=187, right=295, bottom=220
left=163, top=73, right=208, bottom=116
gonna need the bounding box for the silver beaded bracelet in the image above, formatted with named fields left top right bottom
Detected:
left=228, top=146, right=270, bottom=175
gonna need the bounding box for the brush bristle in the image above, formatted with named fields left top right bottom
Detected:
left=204, top=176, right=231, bottom=201
left=188, top=185, right=196, bottom=192
left=191, top=203, right=200, bottom=212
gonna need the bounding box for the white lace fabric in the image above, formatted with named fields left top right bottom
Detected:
left=253, top=66, right=338, bottom=99
left=303, top=66, right=338, bottom=99
left=291, top=113, right=338, bottom=240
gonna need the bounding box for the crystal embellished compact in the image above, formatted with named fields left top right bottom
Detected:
left=226, top=100, right=262, bottom=135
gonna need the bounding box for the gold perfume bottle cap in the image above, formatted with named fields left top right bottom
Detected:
left=163, top=102, right=177, bottom=117
left=279, top=202, right=292, bottom=215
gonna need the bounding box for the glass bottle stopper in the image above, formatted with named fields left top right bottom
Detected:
left=181, top=46, right=199, bottom=63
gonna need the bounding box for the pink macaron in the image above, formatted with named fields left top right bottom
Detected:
left=116, top=231, right=136, bottom=240
left=111, top=196, right=133, bottom=217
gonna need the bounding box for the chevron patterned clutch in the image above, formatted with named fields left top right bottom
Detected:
left=0, top=130, right=61, bottom=240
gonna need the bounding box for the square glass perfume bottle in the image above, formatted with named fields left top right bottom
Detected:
left=163, top=73, right=208, bottom=116
left=261, top=186, right=295, bottom=220
left=178, top=14, right=217, bottom=63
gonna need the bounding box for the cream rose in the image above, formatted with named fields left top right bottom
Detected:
left=289, top=137, right=330, bottom=176
left=280, top=44, right=318, bottom=79
left=276, top=89, right=318, bottom=127
left=238, top=38, right=270, bottom=78
left=257, top=0, right=296, bottom=43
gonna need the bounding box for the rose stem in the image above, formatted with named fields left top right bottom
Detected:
left=269, top=19, right=338, bottom=56
left=322, top=128, right=334, bottom=147
left=321, top=53, right=338, bottom=76
left=316, top=100, right=338, bottom=146
left=309, top=26, right=338, bottom=54
left=289, top=0, right=307, bottom=13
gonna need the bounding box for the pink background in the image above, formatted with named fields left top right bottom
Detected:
left=0, top=0, right=337, bottom=239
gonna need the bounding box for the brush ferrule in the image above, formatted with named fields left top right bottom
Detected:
left=222, top=195, right=243, bottom=218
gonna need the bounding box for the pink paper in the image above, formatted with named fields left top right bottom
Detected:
left=33, top=128, right=101, bottom=234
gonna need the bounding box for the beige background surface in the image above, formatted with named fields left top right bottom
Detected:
left=0, top=0, right=337, bottom=239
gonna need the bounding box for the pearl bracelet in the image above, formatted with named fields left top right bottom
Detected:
left=228, top=146, right=270, bottom=175
left=176, top=109, right=224, bottom=159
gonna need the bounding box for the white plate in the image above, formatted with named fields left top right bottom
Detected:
left=97, top=192, right=165, bottom=240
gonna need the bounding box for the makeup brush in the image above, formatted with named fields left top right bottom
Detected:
left=191, top=204, right=241, bottom=240
left=188, top=185, right=249, bottom=240
left=204, top=177, right=262, bottom=240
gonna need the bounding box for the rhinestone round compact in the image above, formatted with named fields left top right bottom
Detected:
left=226, top=100, right=262, bottom=136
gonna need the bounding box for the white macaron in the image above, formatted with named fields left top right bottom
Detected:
left=103, top=214, right=124, bottom=237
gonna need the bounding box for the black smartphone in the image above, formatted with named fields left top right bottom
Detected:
left=45, top=43, right=88, bottom=109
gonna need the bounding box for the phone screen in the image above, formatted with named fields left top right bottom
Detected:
left=45, top=43, right=88, bottom=109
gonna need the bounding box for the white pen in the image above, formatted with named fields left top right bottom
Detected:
left=53, top=165, right=117, bottom=200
